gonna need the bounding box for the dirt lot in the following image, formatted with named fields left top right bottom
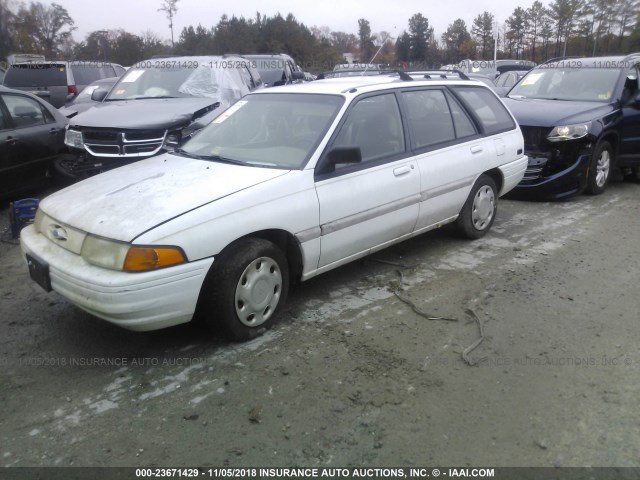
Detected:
left=1, top=179, right=639, bottom=469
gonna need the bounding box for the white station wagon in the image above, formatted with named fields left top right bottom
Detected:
left=21, top=74, right=527, bottom=341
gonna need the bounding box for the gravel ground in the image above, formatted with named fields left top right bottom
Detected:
left=1, top=178, right=639, bottom=469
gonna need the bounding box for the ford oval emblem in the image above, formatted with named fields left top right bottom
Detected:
left=48, top=224, right=68, bottom=241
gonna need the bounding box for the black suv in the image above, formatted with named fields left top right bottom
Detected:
left=502, top=54, right=640, bottom=199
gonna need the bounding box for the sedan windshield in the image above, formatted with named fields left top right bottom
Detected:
left=180, top=93, right=344, bottom=169
left=508, top=67, right=620, bottom=102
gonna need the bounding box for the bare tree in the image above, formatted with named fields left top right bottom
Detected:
left=158, top=0, right=179, bottom=48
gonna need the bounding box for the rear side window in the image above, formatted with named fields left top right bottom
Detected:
left=451, top=86, right=516, bottom=135
left=3, top=94, right=46, bottom=128
left=4, top=64, right=67, bottom=87
left=402, top=89, right=477, bottom=150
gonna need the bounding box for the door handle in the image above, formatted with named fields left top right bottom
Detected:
left=470, top=145, right=483, bottom=154
left=393, top=165, right=411, bottom=176
left=6, top=136, right=17, bottom=145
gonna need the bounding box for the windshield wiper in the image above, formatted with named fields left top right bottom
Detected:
left=199, top=155, right=247, bottom=166
left=132, top=96, right=177, bottom=100
left=174, top=148, right=205, bottom=159
left=174, top=149, right=246, bottom=165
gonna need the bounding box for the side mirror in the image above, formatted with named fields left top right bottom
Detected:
left=292, top=71, right=305, bottom=81
left=91, top=88, right=109, bottom=102
left=317, top=146, right=362, bottom=175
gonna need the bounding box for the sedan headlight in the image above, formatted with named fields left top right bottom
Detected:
left=65, top=128, right=84, bottom=149
left=81, top=235, right=187, bottom=272
left=547, top=122, right=591, bottom=142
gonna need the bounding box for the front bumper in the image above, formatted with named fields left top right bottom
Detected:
left=511, top=153, right=591, bottom=200
left=20, top=225, right=214, bottom=331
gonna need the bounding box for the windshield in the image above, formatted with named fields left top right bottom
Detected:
left=509, top=67, right=620, bottom=102
left=180, top=93, right=344, bottom=169
left=106, top=64, right=249, bottom=102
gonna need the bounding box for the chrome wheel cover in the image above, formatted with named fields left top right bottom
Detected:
left=235, top=256, right=282, bottom=327
left=471, top=185, right=495, bottom=231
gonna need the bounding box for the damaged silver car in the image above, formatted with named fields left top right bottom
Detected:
left=57, top=55, right=263, bottom=180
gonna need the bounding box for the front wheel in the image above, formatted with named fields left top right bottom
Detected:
left=456, top=174, right=498, bottom=239
left=199, top=238, right=289, bottom=341
left=585, top=141, right=613, bottom=195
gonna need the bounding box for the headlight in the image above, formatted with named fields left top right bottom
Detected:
left=547, top=122, right=591, bottom=142
left=65, top=128, right=84, bottom=148
left=81, top=235, right=187, bottom=272
left=81, top=235, right=130, bottom=270
left=163, top=131, right=181, bottom=151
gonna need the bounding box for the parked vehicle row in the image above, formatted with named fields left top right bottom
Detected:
left=7, top=52, right=640, bottom=343
left=20, top=73, right=528, bottom=341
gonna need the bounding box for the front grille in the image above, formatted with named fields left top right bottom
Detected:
left=81, top=128, right=167, bottom=158
left=522, top=156, right=548, bottom=182
left=520, top=126, right=551, bottom=151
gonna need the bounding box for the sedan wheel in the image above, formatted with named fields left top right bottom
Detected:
left=471, top=185, right=495, bottom=231
left=456, top=174, right=498, bottom=239
left=199, top=238, right=289, bottom=341
left=235, top=256, right=283, bottom=327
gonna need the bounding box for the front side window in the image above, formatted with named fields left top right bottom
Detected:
left=0, top=103, right=8, bottom=130
left=2, top=94, right=46, bottom=128
left=333, top=93, right=405, bottom=164
left=452, top=86, right=516, bottom=135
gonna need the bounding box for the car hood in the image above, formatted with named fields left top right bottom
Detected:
left=502, top=97, right=615, bottom=127
left=58, top=102, right=97, bottom=118
left=40, top=154, right=289, bottom=242
left=68, top=97, right=221, bottom=130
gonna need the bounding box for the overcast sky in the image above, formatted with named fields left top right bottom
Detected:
left=45, top=0, right=526, bottom=44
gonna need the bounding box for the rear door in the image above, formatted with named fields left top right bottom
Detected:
left=399, top=87, right=488, bottom=230
left=314, top=92, right=420, bottom=270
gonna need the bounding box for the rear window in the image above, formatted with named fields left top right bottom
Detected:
left=70, top=64, right=105, bottom=85
left=451, top=86, right=516, bottom=135
left=4, top=64, right=67, bottom=87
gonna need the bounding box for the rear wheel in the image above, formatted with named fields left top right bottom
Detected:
left=456, top=174, right=498, bottom=239
left=585, top=141, right=612, bottom=195
left=199, top=238, right=289, bottom=341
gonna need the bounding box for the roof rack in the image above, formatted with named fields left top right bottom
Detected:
left=404, top=69, right=470, bottom=80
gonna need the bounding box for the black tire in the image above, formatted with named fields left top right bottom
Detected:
left=53, top=154, right=80, bottom=183
left=585, top=141, right=613, bottom=195
left=456, top=174, right=498, bottom=239
left=199, top=238, right=289, bottom=341
left=622, top=166, right=640, bottom=182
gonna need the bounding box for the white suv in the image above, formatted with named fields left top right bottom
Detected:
left=21, top=74, right=527, bottom=341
